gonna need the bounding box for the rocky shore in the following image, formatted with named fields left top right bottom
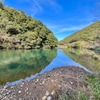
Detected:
left=0, top=66, right=89, bottom=100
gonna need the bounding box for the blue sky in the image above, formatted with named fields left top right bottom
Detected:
left=3, top=0, right=99, bottom=41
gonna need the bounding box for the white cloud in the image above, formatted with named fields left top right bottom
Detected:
left=46, top=22, right=93, bottom=34
left=31, top=0, right=43, bottom=16
left=22, top=0, right=61, bottom=16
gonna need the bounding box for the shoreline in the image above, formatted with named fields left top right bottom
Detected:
left=0, top=66, right=89, bottom=100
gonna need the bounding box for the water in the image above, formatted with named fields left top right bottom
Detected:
left=0, top=49, right=99, bottom=85
left=63, top=49, right=100, bottom=72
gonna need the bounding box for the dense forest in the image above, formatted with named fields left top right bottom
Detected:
left=59, top=21, right=100, bottom=52
left=0, top=2, right=58, bottom=49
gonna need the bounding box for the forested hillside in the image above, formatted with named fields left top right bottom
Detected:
left=0, top=2, right=58, bottom=49
left=59, top=21, right=100, bottom=51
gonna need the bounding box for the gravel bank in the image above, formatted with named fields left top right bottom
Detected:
left=0, top=66, right=89, bottom=100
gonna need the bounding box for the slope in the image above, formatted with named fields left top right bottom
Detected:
left=59, top=21, right=100, bottom=50
left=0, top=2, right=58, bottom=49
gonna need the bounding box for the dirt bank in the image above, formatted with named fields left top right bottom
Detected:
left=0, top=66, right=89, bottom=100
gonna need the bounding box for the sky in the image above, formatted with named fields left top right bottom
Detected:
left=2, top=0, right=100, bottom=41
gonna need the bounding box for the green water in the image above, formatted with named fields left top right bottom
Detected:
left=0, top=49, right=100, bottom=85
left=63, top=48, right=100, bottom=72
left=0, top=49, right=57, bottom=85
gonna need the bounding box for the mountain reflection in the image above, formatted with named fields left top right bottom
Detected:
left=0, top=49, right=57, bottom=85
left=63, top=49, right=100, bottom=72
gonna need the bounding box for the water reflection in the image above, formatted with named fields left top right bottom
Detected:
left=63, top=49, right=100, bottom=72
left=11, top=49, right=91, bottom=86
left=0, top=49, right=96, bottom=85
left=40, top=49, right=91, bottom=74
left=0, top=49, right=57, bottom=85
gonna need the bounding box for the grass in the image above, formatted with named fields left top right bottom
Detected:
left=84, top=74, right=100, bottom=100
left=56, top=90, right=89, bottom=100
left=55, top=73, right=100, bottom=100
left=59, top=21, right=100, bottom=49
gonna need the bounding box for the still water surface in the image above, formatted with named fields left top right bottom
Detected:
left=0, top=49, right=99, bottom=85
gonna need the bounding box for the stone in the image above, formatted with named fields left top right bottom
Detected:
left=11, top=86, right=14, bottom=89
left=25, top=88, right=28, bottom=92
left=0, top=95, right=2, bottom=98
left=35, top=79, right=39, bottom=84
left=18, top=91, right=21, bottom=93
left=51, top=90, right=55, bottom=95
left=4, top=85, right=8, bottom=89
left=51, top=80, right=54, bottom=82
left=70, top=82, right=73, bottom=85
left=45, top=91, right=50, bottom=96
left=42, top=96, right=47, bottom=100
left=6, top=91, right=10, bottom=95
left=47, top=96, right=52, bottom=100
left=46, top=74, right=51, bottom=78
left=19, top=98, right=22, bottom=100
left=20, top=85, right=23, bottom=87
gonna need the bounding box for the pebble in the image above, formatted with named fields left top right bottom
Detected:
left=19, top=98, right=22, bottom=100
left=45, top=91, right=50, bottom=96
left=70, top=82, right=73, bottom=85
left=11, top=86, right=14, bottom=89
left=20, top=85, right=23, bottom=87
left=25, top=88, right=28, bottom=92
left=47, top=96, right=52, bottom=100
left=42, top=96, right=47, bottom=100
left=0, top=95, right=2, bottom=98
left=51, top=80, right=54, bottom=82
left=35, top=79, right=39, bottom=84
left=51, top=90, right=55, bottom=95
left=18, top=91, right=22, bottom=93
left=0, top=66, right=87, bottom=100
left=46, top=74, right=51, bottom=77
left=4, top=85, right=8, bottom=89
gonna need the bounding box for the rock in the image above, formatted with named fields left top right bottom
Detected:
left=46, top=74, right=51, bottom=78
left=18, top=91, right=21, bottom=93
left=11, top=86, right=14, bottom=89
left=6, top=91, right=11, bottom=95
left=42, top=96, right=47, bottom=100
left=45, top=91, right=50, bottom=96
left=51, top=90, right=55, bottom=96
left=35, top=79, right=39, bottom=84
left=19, top=98, right=22, bottom=100
left=29, top=93, right=31, bottom=95
left=25, top=88, right=28, bottom=92
left=47, top=96, right=52, bottom=100
left=51, top=80, right=54, bottom=82
left=70, top=82, right=73, bottom=85
left=0, top=95, right=2, bottom=98
left=42, top=80, right=45, bottom=84
left=20, top=84, right=23, bottom=87
left=4, top=85, right=8, bottom=89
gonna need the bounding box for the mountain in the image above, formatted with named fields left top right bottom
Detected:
left=0, top=2, right=58, bottom=49
left=59, top=21, right=100, bottom=50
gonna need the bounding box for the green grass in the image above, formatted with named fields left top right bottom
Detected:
left=55, top=73, right=100, bottom=100
left=84, top=74, right=100, bottom=100
left=59, top=21, right=100, bottom=49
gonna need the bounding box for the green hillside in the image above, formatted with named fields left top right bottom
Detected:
left=59, top=21, right=100, bottom=50
left=0, top=2, right=58, bottom=49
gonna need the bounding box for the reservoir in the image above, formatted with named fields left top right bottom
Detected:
left=0, top=49, right=99, bottom=85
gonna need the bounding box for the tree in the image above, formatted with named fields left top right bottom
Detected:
left=0, top=3, right=58, bottom=49
left=0, top=1, right=4, bottom=9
